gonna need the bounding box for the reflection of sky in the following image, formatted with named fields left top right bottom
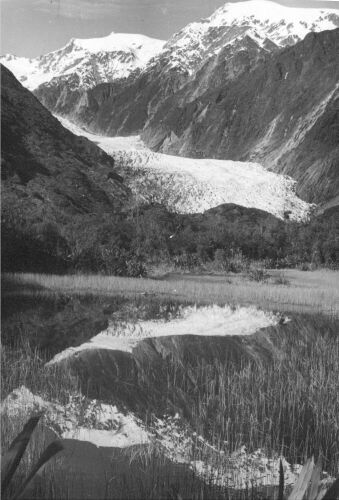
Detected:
left=1, top=0, right=339, bottom=57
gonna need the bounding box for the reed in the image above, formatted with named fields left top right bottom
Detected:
left=3, top=270, right=339, bottom=315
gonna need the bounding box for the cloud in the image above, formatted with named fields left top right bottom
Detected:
left=19, top=0, right=171, bottom=19
left=35, top=0, right=117, bottom=19
left=2, top=0, right=338, bottom=19
left=0, top=0, right=133, bottom=18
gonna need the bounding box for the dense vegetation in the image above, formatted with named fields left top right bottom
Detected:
left=2, top=203, right=338, bottom=275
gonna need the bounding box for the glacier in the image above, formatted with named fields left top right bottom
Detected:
left=56, top=116, right=313, bottom=221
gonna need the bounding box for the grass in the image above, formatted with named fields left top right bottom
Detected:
left=190, top=322, right=339, bottom=476
left=2, top=314, right=338, bottom=497
left=125, top=313, right=338, bottom=478
left=3, top=269, right=339, bottom=315
left=1, top=339, right=81, bottom=500
left=1, top=338, right=80, bottom=405
left=0, top=342, right=253, bottom=499
left=1, top=271, right=339, bottom=498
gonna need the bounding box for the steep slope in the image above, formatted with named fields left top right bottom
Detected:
left=157, top=0, right=339, bottom=74
left=22, top=0, right=339, bottom=135
left=1, top=65, right=130, bottom=272
left=57, top=116, right=312, bottom=220
left=1, top=33, right=165, bottom=91
left=3, top=1, right=338, bottom=93
left=47, top=33, right=270, bottom=136
left=142, top=29, right=339, bottom=206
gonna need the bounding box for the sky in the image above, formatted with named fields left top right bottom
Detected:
left=1, top=0, right=339, bottom=57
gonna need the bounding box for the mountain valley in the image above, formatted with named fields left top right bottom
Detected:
left=3, top=0, right=335, bottom=210
left=1, top=2, right=339, bottom=499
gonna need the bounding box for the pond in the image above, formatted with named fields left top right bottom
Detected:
left=1, top=286, right=338, bottom=499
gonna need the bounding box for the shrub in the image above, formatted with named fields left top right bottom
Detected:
left=126, top=257, right=147, bottom=278
left=248, top=267, right=270, bottom=282
left=274, top=273, right=291, bottom=286
left=213, top=249, right=228, bottom=271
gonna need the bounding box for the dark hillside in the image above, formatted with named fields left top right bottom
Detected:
left=1, top=65, right=130, bottom=272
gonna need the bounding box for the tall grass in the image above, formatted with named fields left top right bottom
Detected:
left=0, top=341, right=251, bottom=499
left=2, top=273, right=339, bottom=498
left=3, top=270, right=339, bottom=315
left=158, top=317, right=339, bottom=476
left=1, top=339, right=82, bottom=499
left=1, top=339, right=80, bottom=403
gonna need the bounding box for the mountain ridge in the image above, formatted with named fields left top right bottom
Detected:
left=2, top=1, right=339, bottom=210
left=1, top=32, right=165, bottom=91
left=142, top=28, right=339, bottom=206
left=2, top=0, right=338, bottom=94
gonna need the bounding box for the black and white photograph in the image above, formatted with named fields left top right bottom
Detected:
left=1, top=0, right=339, bottom=498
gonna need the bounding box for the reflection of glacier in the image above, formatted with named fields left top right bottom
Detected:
left=48, top=305, right=279, bottom=362
left=57, top=116, right=312, bottom=221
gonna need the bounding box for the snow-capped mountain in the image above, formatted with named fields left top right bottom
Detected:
left=142, top=28, right=339, bottom=206
left=2, top=0, right=338, bottom=93
left=27, top=0, right=338, bottom=134
left=1, top=32, right=165, bottom=91
left=157, top=0, right=338, bottom=75
left=2, top=0, right=338, bottom=209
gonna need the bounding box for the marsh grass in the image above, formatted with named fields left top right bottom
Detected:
left=159, top=315, right=339, bottom=476
left=1, top=338, right=80, bottom=405
left=0, top=339, right=81, bottom=500
left=273, top=273, right=291, bottom=286
left=1, top=319, right=338, bottom=498
left=3, top=270, right=339, bottom=315
left=2, top=272, right=339, bottom=498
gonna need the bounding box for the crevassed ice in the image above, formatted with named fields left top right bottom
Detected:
left=55, top=116, right=313, bottom=221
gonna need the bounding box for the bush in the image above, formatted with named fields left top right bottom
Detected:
left=126, top=257, right=147, bottom=278
left=213, top=249, right=228, bottom=271
left=273, top=273, right=291, bottom=286
left=248, top=267, right=270, bottom=282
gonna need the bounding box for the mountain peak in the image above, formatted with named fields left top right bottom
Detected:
left=70, top=32, right=165, bottom=55
left=158, top=0, right=339, bottom=75
left=212, top=0, right=338, bottom=22
left=0, top=32, right=165, bottom=91
left=209, top=0, right=339, bottom=45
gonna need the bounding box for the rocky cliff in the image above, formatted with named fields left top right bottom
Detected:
left=142, top=29, right=339, bottom=205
